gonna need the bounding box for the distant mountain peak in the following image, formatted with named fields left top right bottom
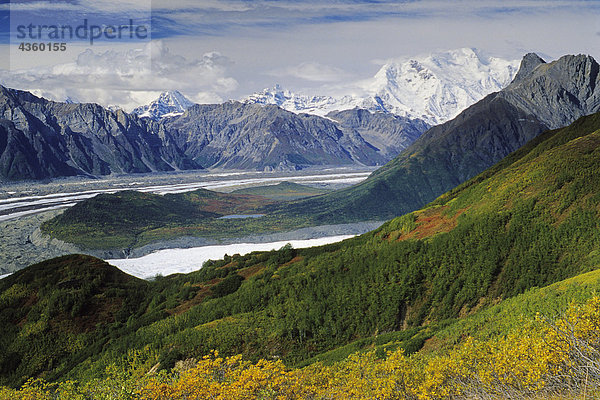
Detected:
left=361, top=48, right=519, bottom=124
left=133, top=90, right=195, bottom=121
left=243, top=84, right=346, bottom=116
left=107, top=105, right=123, bottom=113
left=244, top=48, right=519, bottom=125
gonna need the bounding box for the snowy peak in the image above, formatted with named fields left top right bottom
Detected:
left=244, top=48, right=519, bottom=125
left=362, top=48, right=519, bottom=124
left=133, top=90, right=195, bottom=121
left=245, top=84, right=288, bottom=106
left=243, top=84, right=351, bottom=116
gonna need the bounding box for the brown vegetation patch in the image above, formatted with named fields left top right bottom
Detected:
left=73, top=297, right=122, bottom=332
left=237, top=264, right=266, bottom=279
left=217, top=261, right=238, bottom=270
left=421, top=336, right=442, bottom=353
left=399, top=207, right=467, bottom=241
left=169, top=285, right=215, bottom=316
left=49, top=296, right=123, bottom=334
left=281, top=256, right=303, bottom=268
left=20, top=292, right=39, bottom=311
left=192, top=278, right=223, bottom=288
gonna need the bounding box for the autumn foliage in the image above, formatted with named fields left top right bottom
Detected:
left=3, top=296, right=600, bottom=400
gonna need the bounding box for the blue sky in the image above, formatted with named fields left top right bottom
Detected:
left=1, top=0, right=599, bottom=109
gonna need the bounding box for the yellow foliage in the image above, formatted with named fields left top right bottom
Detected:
left=4, top=297, right=600, bottom=399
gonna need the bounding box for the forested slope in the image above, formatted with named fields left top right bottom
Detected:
left=3, top=110, right=600, bottom=391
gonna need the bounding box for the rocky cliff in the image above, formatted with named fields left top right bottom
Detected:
left=0, top=87, right=199, bottom=180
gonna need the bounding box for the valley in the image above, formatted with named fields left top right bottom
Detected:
left=0, top=167, right=373, bottom=221
left=37, top=53, right=600, bottom=259
left=3, top=107, right=600, bottom=397
left=0, top=167, right=376, bottom=274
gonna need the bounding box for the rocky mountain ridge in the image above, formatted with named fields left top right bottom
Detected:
left=0, top=89, right=428, bottom=180
left=0, top=86, right=199, bottom=181
left=162, top=101, right=426, bottom=171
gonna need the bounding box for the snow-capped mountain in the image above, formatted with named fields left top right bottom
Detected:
left=133, top=91, right=195, bottom=120
left=243, top=84, right=356, bottom=117
left=244, top=48, right=519, bottom=125
left=360, top=48, right=519, bottom=124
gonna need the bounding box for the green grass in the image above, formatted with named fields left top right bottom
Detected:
left=231, top=181, right=330, bottom=200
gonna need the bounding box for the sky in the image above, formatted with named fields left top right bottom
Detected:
left=0, top=0, right=599, bottom=110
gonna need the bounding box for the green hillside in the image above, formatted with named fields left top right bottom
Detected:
left=41, top=189, right=290, bottom=249
left=4, top=111, right=600, bottom=389
left=0, top=255, right=150, bottom=386
left=231, top=181, right=330, bottom=200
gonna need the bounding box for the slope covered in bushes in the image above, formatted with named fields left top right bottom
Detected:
left=3, top=111, right=600, bottom=391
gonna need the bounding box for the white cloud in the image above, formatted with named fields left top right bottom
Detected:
left=271, top=62, right=351, bottom=82
left=0, top=40, right=238, bottom=110
left=191, top=91, right=224, bottom=104
left=152, top=0, right=253, bottom=12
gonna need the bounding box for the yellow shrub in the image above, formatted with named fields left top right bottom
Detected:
left=4, top=296, right=600, bottom=400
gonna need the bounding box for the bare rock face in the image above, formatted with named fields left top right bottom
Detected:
left=0, top=86, right=428, bottom=181
left=325, top=109, right=429, bottom=159
left=162, top=102, right=425, bottom=171
left=501, top=54, right=600, bottom=129
left=0, top=87, right=199, bottom=181
left=510, top=53, right=546, bottom=84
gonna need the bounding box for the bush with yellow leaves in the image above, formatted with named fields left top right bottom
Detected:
left=3, top=297, right=600, bottom=399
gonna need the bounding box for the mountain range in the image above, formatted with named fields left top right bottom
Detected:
left=244, top=48, right=519, bottom=125
left=0, top=89, right=428, bottom=180
left=161, top=101, right=428, bottom=171
left=0, top=48, right=524, bottom=181
left=5, top=102, right=600, bottom=392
